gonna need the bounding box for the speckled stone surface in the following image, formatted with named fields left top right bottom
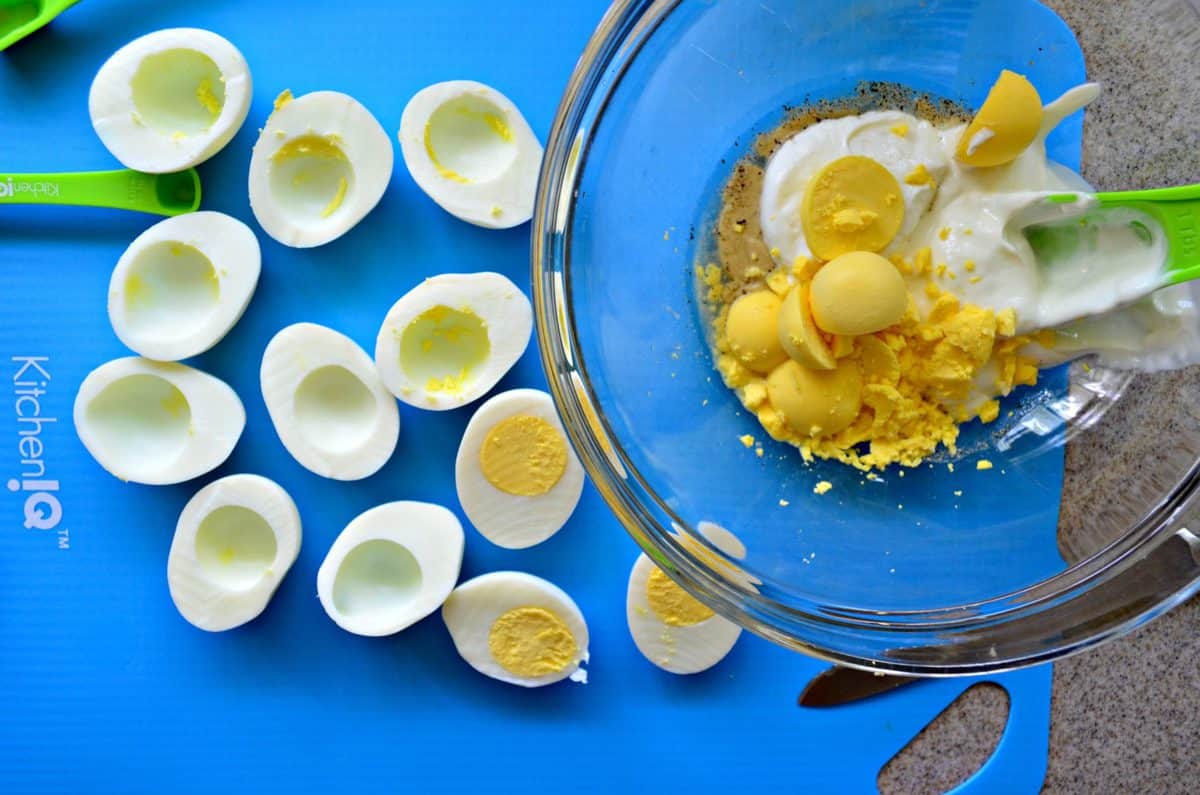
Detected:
left=881, top=1, right=1200, bottom=792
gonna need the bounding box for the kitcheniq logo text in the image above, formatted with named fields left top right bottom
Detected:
left=8, top=356, right=66, bottom=544
left=0, top=177, right=60, bottom=199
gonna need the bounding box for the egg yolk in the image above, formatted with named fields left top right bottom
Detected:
left=766, top=359, right=864, bottom=438
left=725, top=290, right=788, bottom=373
left=809, top=251, right=908, bottom=335
left=802, top=155, right=905, bottom=260
left=489, top=606, right=578, bottom=678
left=479, top=415, right=568, bottom=496
left=645, top=567, right=714, bottom=627
left=398, top=305, right=491, bottom=395
left=777, top=283, right=836, bottom=370
left=956, top=70, right=1044, bottom=168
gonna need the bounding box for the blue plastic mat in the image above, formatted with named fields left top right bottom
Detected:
left=1, top=1, right=1075, bottom=792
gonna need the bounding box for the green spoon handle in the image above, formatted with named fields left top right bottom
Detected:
left=0, top=169, right=201, bottom=216
left=1094, top=183, right=1200, bottom=285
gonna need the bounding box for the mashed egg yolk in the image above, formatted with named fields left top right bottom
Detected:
left=646, top=566, right=714, bottom=626
left=801, top=155, right=905, bottom=260
left=725, top=290, right=788, bottom=373
left=810, top=251, right=908, bottom=335
left=479, top=415, right=568, bottom=496
left=956, top=70, right=1044, bottom=168
left=489, top=606, right=578, bottom=678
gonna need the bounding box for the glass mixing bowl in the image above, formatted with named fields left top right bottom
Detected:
left=532, top=0, right=1200, bottom=674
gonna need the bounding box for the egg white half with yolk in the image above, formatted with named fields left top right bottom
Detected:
left=442, top=571, right=589, bottom=688
left=398, top=80, right=543, bottom=228
left=260, top=323, right=400, bottom=481
left=249, top=90, right=393, bottom=248
left=626, top=554, right=741, bottom=674
left=317, top=501, right=464, bottom=637
left=374, top=272, right=532, bottom=411
left=168, top=474, right=301, bottom=632
left=73, top=357, right=245, bottom=485
left=108, top=211, right=261, bottom=362
left=89, top=28, right=252, bottom=173
left=760, top=110, right=950, bottom=266
left=455, top=389, right=583, bottom=549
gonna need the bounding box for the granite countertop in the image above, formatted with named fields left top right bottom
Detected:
left=883, top=1, right=1200, bottom=791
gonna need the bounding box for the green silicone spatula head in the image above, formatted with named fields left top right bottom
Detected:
left=0, top=0, right=81, bottom=51
left=0, top=168, right=201, bottom=216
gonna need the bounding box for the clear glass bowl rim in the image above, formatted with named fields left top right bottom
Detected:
left=530, top=0, right=1200, bottom=674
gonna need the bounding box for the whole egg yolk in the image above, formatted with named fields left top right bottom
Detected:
left=725, top=290, right=788, bottom=374
left=646, top=566, right=714, bottom=627
left=766, top=359, right=863, bottom=437
left=489, top=606, right=577, bottom=677
left=801, top=155, right=905, bottom=260
left=809, top=251, right=908, bottom=335
left=777, top=283, right=836, bottom=370
left=479, top=415, right=568, bottom=496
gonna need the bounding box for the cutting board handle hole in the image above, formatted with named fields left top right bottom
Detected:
left=876, top=683, right=1010, bottom=795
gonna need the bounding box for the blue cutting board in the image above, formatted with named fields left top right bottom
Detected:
left=0, top=1, right=1074, bottom=792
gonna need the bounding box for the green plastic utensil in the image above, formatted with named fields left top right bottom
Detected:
left=1030, top=183, right=1200, bottom=288
left=0, top=168, right=202, bottom=216
left=0, top=0, right=80, bottom=51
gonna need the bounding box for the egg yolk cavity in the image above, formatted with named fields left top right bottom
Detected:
left=645, top=567, right=715, bottom=627
left=194, top=505, right=277, bottom=591
left=424, top=94, right=517, bottom=184
left=399, top=305, right=490, bottom=395
left=294, top=365, right=377, bottom=455
left=84, top=373, right=192, bottom=477
left=801, top=155, right=904, bottom=260
left=488, top=606, right=578, bottom=678
left=130, top=48, right=225, bottom=136
left=479, top=415, right=568, bottom=497
left=331, top=539, right=423, bottom=620
left=123, top=241, right=221, bottom=342
left=269, top=135, right=355, bottom=221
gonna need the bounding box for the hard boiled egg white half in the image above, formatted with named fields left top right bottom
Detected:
left=168, top=474, right=301, bottom=632
left=89, top=28, right=251, bottom=173
left=261, top=323, right=400, bottom=481
left=317, top=502, right=464, bottom=637
left=442, top=571, right=589, bottom=688
left=399, top=81, right=543, bottom=228
left=455, top=389, right=583, bottom=549
left=626, top=554, right=741, bottom=674
left=108, top=211, right=260, bottom=362
left=249, top=90, right=393, bottom=248
left=73, top=357, right=244, bottom=485
left=374, top=272, right=532, bottom=411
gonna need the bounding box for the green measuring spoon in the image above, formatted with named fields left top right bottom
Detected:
left=1021, top=183, right=1200, bottom=327
left=0, top=0, right=80, bottom=51
left=0, top=168, right=201, bottom=216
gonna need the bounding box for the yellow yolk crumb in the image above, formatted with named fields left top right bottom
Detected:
left=273, top=89, right=294, bottom=112
left=489, top=607, right=577, bottom=677
left=801, top=155, right=905, bottom=260
left=890, top=123, right=909, bottom=137
left=976, top=460, right=994, bottom=471
left=195, top=78, right=222, bottom=118
left=479, top=415, right=568, bottom=497
left=739, top=434, right=756, bottom=448
left=646, top=567, right=714, bottom=626
left=939, top=227, right=951, bottom=241
left=904, top=164, right=936, bottom=187
left=814, top=481, right=833, bottom=495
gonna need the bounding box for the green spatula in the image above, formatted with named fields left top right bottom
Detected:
left=1022, top=183, right=1200, bottom=327
left=0, top=0, right=80, bottom=51
left=0, top=168, right=201, bottom=216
